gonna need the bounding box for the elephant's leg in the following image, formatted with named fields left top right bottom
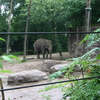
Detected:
left=46, top=51, right=48, bottom=59
left=37, top=51, right=40, bottom=59
left=42, top=49, right=45, bottom=59
left=48, top=46, right=52, bottom=59
left=49, top=53, right=52, bottom=59
left=49, top=50, right=52, bottom=59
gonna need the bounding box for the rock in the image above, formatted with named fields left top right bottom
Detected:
left=41, top=60, right=67, bottom=72
left=50, top=64, right=69, bottom=73
left=74, top=65, right=81, bottom=72
left=8, top=69, right=47, bottom=85
left=68, top=34, right=85, bottom=57
left=50, top=64, right=81, bottom=74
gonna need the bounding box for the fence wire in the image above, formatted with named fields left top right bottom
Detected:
left=0, top=31, right=100, bottom=35
left=0, top=76, right=100, bottom=92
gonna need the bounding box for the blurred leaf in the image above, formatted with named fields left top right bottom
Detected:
left=97, top=18, right=100, bottom=22
left=0, top=70, right=12, bottom=73
left=1, top=56, right=14, bottom=63
left=0, top=62, right=3, bottom=70
left=79, top=34, right=89, bottom=44
left=96, top=54, right=100, bottom=59
left=0, top=37, right=6, bottom=42
left=8, top=55, right=20, bottom=62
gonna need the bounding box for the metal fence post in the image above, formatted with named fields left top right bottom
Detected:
left=0, top=78, right=5, bottom=100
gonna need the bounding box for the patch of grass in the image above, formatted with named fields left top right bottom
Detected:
left=12, top=52, right=23, bottom=55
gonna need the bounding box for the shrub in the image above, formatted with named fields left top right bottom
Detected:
left=26, top=50, right=34, bottom=55
left=40, top=29, right=100, bottom=100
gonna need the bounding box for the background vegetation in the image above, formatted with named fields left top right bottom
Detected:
left=0, top=0, right=100, bottom=54
left=0, top=0, right=100, bottom=99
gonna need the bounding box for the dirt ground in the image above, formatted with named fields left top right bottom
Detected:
left=0, top=52, right=72, bottom=100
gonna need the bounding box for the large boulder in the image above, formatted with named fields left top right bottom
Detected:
left=68, top=34, right=86, bottom=57
left=41, top=60, right=67, bottom=72
left=8, top=69, right=47, bottom=85
left=50, top=64, right=69, bottom=73
left=50, top=64, right=81, bottom=74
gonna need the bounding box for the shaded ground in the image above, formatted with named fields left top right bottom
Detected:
left=0, top=52, right=72, bottom=100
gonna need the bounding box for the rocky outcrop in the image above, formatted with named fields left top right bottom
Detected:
left=68, top=34, right=86, bottom=57
left=8, top=69, right=48, bottom=85
left=41, top=60, right=67, bottom=72
left=50, top=64, right=69, bottom=73
left=67, top=27, right=100, bottom=58
left=41, top=60, right=81, bottom=74
left=50, top=64, right=81, bottom=74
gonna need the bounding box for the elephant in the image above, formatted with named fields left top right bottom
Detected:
left=34, top=38, right=52, bottom=59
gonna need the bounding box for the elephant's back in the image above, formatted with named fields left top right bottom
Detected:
left=33, top=38, right=52, bottom=50
left=34, top=38, right=51, bottom=45
left=34, top=38, right=45, bottom=46
left=34, top=38, right=45, bottom=49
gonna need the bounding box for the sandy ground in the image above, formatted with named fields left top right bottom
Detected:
left=0, top=52, right=72, bottom=100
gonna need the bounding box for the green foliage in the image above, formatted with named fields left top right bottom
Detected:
left=40, top=29, right=100, bottom=100
left=0, top=37, right=20, bottom=76
left=80, top=28, right=100, bottom=48
left=0, top=50, right=3, bottom=56
left=42, top=94, right=52, bottom=100
left=0, top=62, right=3, bottom=70
left=0, top=38, right=6, bottom=42
left=2, top=55, right=14, bottom=63
left=1, top=0, right=100, bottom=53
left=1, top=55, right=20, bottom=63
left=26, top=50, right=34, bottom=55
left=0, top=54, right=20, bottom=74
left=0, top=70, right=12, bottom=73
left=63, top=80, right=100, bottom=100
left=12, top=51, right=23, bottom=55
left=1, top=0, right=100, bottom=32
left=49, top=47, right=100, bottom=81
left=8, top=55, right=20, bottom=61
left=97, top=18, right=100, bottom=22
left=0, top=37, right=6, bottom=55
left=21, top=59, right=27, bottom=62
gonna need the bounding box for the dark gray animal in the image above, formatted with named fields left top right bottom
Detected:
left=34, top=38, right=52, bottom=59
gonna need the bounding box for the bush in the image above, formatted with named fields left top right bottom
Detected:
left=12, top=51, right=23, bottom=55
left=26, top=50, right=34, bottom=55
left=40, top=29, right=100, bottom=100
left=0, top=50, right=3, bottom=56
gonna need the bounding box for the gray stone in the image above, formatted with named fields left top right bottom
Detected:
left=68, top=34, right=86, bottom=57
left=8, top=69, right=47, bottom=85
left=41, top=60, right=67, bottom=72
left=50, top=64, right=81, bottom=74
left=50, top=64, right=69, bottom=73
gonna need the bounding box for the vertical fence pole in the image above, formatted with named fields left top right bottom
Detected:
left=85, top=0, right=91, bottom=32
left=84, top=0, right=91, bottom=53
left=0, top=78, right=5, bottom=100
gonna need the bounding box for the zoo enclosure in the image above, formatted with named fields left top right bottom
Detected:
left=0, top=31, right=100, bottom=100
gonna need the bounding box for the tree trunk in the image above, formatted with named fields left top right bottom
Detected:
left=6, top=0, right=13, bottom=55
left=23, top=0, right=31, bottom=60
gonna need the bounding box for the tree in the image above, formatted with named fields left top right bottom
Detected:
left=23, top=0, right=32, bottom=60
left=1, top=0, right=100, bottom=54
left=6, top=0, right=13, bottom=55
